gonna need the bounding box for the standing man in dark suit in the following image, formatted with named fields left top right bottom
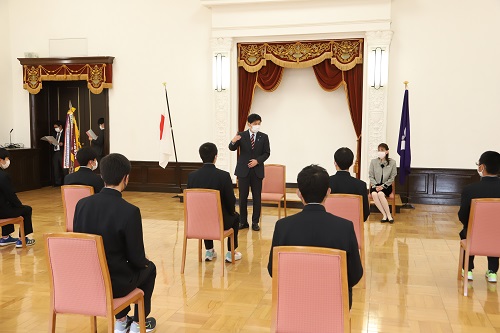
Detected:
left=268, top=165, right=363, bottom=309
left=329, top=147, right=370, bottom=221
left=52, top=120, right=67, bottom=186
left=229, top=113, right=270, bottom=231
left=90, top=117, right=105, bottom=161
left=187, top=142, right=241, bottom=262
left=73, top=153, right=157, bottom=333
left=64, top=146, right=104, bottom=193
left=458, top=150, right=500, bottom=283
left=0, top=148, right=35, bottom=247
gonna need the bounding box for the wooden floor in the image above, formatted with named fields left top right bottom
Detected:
left=1, top=187, right=500, bottom=333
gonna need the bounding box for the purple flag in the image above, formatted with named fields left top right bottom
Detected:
left=397, top=89, right=411, bottom=184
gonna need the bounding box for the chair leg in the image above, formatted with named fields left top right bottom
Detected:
left=221, top=239, right=225, bottom=275
left=19, top=221, right=26, bottom=248
left=463, top=250, right=470, bottom=296
left=278, top=201, right=281, bottom=219
left=49, top=310, right=56, bottom=333
left=138, top=296, right=146, bottom=333
left=230, top=235, right=235, bottom=264
left=181, top=236, right=187, bottom=274
left=198, top=239, right=202, bottom=262
left=392, top=199, right=396, bottom=215
left=108, top=315, right=114, bottom=333
left=284, top=198, right=287, bottom=217
left=458, top=245, right=465, bottom=280
left=90, top=316, right=97, bottom=333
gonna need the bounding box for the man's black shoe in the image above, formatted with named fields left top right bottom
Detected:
left=239, top=222, right=250, bottom=229
left=252, top=223, right=260, bottom=231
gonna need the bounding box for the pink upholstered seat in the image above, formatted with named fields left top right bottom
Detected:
left=271, top=246, right=350, bottom=333
left=458, top=198, right=500, bottom=296
left=182, top=189, right=235, bottom=275
left=45, top=233, right=146, bottom=333
left=261, top=164, right=287, bottom=220
left=324, top=194, right=365, bottom=288
left=61, top=185, right=94, bottom=232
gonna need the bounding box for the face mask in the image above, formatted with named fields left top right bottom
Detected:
left=100, top=125, right=105, bottom=130
left=251, top=125, right=260, bottom=133
left=55, top=128, right=61, bottom=133
left=377, top=151, right=386, bottom=159
left=478, top=167, right=483, bottom=177
left=1, top=159, right=10, bottom=169
left=91, top=160, right=98, bottom=171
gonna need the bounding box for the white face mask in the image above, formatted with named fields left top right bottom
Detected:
left=377, top=151, right=387, bottom=159
left=251, top=125, right=260, bottom=133
left=478, top=166, right=483, bottom=177
left=100, top=125, right=105, bottom=130
left=1, top=159, right=10, bottom=169
left=91, top=160, right=98, bottom=171
left=55, top=127, right=61, bottom=133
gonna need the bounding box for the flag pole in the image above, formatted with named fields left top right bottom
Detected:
left=401, top=81, right=414, bottom=209
left=163, top=82, right=178, bottom=163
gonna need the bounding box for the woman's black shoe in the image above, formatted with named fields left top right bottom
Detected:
left=381, top=218, right=389, bottom=223
left=388, top=219, right=394, bottom=224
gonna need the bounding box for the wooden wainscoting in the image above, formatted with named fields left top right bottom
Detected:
left=4, top=148, right=41, bottom=191
left=395, top=167, right=479, bottom=205
left=126, top=161, right=203, bottom=193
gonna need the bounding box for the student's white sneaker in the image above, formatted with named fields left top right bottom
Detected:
left=205, top=249, right=217, bottom=261
left=225, top=251, right=242, bottom=263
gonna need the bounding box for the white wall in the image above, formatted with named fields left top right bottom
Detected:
left=388, top=0, right=500, bottom=169
left=252, top=67, right=357, bottom=182
left=7, top=0, right=213, bottom=162
left=0, top=0, right=13, bottom=146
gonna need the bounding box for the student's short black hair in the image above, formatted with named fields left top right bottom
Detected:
left=97, top=118, right=105, bottom=125
left=76, top=147, right=98, bottom=166
left=247, top=113, right=261, bottom=124
left=100, top=153, right=131, bottom=186
left=479, top=151, right=500, bottom=175
left=334, top=147, right=354, bottom=170
left=199, top=142, right=218, bottom=163
left=53, top=120, right=64, bottom=127
left=297, top=165, right=330, bottom=203
left=0, top=148, right=10, bottom=160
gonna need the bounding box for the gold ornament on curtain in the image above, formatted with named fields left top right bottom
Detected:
left=22, top=63, right=112, bottom=94
left=238, top=39, right=363, bottom=73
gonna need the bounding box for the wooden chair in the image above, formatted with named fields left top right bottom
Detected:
left=271, top=246, right=350, bottom=333
left=324, top=193, right=365, bottom=288
left=368, top=182, right=396, bottom=215
left=44, top=232, right=146, bottom=333
left=261, top=164, right=287, bottom=220
left=181, top=189, right=235, bottom=275
left=458, top=198, right=500, bottom=296
left=61, top=185, right=94, bottom=232
left=0, top=217, right=25, bottom=248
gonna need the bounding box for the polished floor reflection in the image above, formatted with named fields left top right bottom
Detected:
left=1, top=187, right=499, bottom=332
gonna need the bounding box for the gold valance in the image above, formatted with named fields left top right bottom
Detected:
left=18, top=57, right=114, bottom=95
left=238, top=39, right=363, bottom=73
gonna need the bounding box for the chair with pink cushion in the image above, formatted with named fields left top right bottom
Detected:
left=181, top=189, right=235, bottom=275
left=271, top=246, right=350, bottom=333
left=44, top=232, right=146, bottom=333
left=261, top=164, right=287, bottom=220
left=324, top=193, right=365, bottom=288
left=457, top=198, right=500, bottom=296
left=61, top=185, right=94, bottom=232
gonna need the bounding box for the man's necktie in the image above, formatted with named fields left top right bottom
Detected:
left=250, top=133, right=255, bottom=150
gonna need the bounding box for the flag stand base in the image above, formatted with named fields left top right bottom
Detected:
left=401, top=203, right=415, bottom=209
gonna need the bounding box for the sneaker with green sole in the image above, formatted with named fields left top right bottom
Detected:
left=485, top=270, right=497, bottom=283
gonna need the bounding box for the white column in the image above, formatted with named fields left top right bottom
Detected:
left=361, top=30, right=393, bottom=183
left=211, top=37, right=233, bottom=173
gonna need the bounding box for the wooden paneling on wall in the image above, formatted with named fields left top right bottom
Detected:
left=126, top=161, right=203, bottom=193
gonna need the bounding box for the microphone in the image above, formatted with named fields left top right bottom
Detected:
left=380, top=164, right=385, bottom=169
left=8, top=129, right=16, bottom=148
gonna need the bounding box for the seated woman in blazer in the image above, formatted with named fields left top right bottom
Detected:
left=369, top=143, right=397, bottom=223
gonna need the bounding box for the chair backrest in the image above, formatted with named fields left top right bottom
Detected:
left=324, top=194, right=363, bottom=249
left=262, top=164, right=286, bottom=195
left=466, top=198, right=500, bottom=256
left=44, top=232, right=113, bottom=317
left=61, top=185, right=94, bottom=232
left=184, top=189, right=224, bottom=240
left=271, top=246, right=349, bottom=333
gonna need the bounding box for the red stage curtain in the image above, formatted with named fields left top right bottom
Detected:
left=238, top=62, right=283, bottom=131
left=238, top=67, right=257, bottom=132
left=313, top=60, right=363, bottom=177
